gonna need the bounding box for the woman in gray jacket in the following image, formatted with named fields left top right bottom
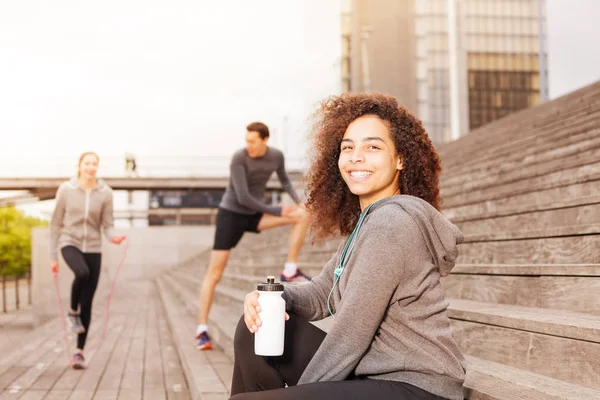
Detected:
left=50, top=152, right=125, bottom=369
left=232, top=93, right=466, bottom=399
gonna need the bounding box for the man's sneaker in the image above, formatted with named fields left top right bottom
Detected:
left=280, top=269, right=312, bottom=283
left=195, top=331, right=212, bottom=350
left=72, top=353, right=85, bottom=370
left=67, top=313, right=85, bottom=334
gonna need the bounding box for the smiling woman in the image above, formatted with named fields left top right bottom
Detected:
left=231, top=93, right=465, bottom=400
left=306, top=92, right=442, bottom=240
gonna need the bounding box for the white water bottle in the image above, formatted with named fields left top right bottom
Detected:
left=255, top=276, right=285, bottom=356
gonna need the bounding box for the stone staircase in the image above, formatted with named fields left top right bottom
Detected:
left=156, top=80, right=600, bottom=399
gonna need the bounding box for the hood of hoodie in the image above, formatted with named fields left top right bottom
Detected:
left=68, top=177, right=109, bottom=190
left=369, top=195, right=463, bottom=276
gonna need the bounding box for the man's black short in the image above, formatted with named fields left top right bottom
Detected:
left=213, top=208, right=263, bottom=250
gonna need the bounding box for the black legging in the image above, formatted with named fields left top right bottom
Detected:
left=230, top=314, right=444, bottom=400
left=61, top=246, right=102, bottom=350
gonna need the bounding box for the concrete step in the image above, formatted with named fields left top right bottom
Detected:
left=155, top=276, right=231, bottom=399
left=464, top=355, right=600, bottom=400
left=443, top=264, right=600, bottom=315
left=448, top=299, right=600, bottom=391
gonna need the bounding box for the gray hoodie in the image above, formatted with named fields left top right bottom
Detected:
left=283, top=195, right=466, bottom=400
left=49, top=178, right=115, bottom=260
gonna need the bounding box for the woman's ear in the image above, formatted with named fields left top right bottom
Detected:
left=397, top=156, right=404, bottom=171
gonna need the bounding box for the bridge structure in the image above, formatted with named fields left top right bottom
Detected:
left=0, top=172, right=304, bottom=208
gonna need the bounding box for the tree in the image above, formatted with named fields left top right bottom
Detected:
left=0, top=206, right=48, bottom=278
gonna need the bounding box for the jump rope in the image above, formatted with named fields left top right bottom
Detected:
left=52, top=239, right=129, bottom=369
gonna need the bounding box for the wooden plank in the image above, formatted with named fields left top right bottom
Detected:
left=443, top=274, right=600, bottom=315
left=0, top=318, right=63, bottom=379
left=66, top=315, right=127, bottom=400
left=65, top=282, right=148, bottom=399
left=87, top=390, right=118, bottom=399
left=143, top=291, right=167, bottom=400
left=95, top=295, right=141, bottom=392
left=49, top=297, right=118, bottom=394
left=456, top=203, right=600, bottom=240
left=0, top=368, right=28, bottom=392
left=28, top=352, right=69, bottom=391
left=458, top=235, right=599, bottom=264
left=443, top=160, right=600, bottom=208
left=155, top=294, right=191, bottom=400
left=451, top=319, right=600, bottom=391
left=443, top=125, right=600, bottom=190
left=443, top=118, right=600, bottom=192
left=444, top=181, right=600, bottom=222
left=464, top=356, right=600, bottom=400
left=1, top=342, right=65, bottom=394
left=451, top=263, right=600, bottom=276
left=445, top=140, right=600, bottom=201
left=444, top=109, right=600, bottom=177
left=14, top=391, right=47, bottom=400
left=448, top=300, right=600, bottom=343
left=44, top=391, right=77, bottom=400
left=155, top=277, right=229, bottom=400
left=116, top=286, right=148, bottom=400
left=0, top=327, right=66, bottom=391
left=443, top=275, right=541, bottom=308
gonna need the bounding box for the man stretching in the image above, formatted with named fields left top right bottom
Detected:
left=196, top=121, right=310, bottom=350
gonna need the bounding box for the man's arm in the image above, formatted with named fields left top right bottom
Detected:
left=230, top=161, right=283, bottom=216
left=275, top=153, right=301, bottom=204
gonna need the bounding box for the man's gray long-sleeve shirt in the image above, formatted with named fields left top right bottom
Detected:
left=219, top=147, right=301, bottom=216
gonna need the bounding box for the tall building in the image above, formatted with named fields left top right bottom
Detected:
left=342, top=0, right=548, bottom=144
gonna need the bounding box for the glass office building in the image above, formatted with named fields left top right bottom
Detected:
left=343, top=0, right=548, bottom=144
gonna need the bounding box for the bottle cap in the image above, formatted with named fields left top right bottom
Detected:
left=257, top=275, right=284, bottom=291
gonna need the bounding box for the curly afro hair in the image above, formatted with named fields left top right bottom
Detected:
left=305, top=92, right=442, bottom=241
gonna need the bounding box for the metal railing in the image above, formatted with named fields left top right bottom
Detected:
left=0, top=155, right=307, bottom=178
left=0, top=269, right=31, bottom=313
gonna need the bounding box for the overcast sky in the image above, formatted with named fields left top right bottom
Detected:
left=546, top=0, right=600, bottom=98
left=0, top=0, right=341, bottom=176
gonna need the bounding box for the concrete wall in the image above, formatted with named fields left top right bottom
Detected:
left=32, top=226, right=215, bottom=326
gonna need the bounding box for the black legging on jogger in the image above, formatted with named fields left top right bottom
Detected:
left=61, top=245, right=101, bottom=350
left=230, top=314, right=445, bottom=400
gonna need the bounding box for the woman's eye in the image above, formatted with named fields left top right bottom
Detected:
left=367, top=145, right=380, bottom=150
left=341, top=145, right=353, bottom=151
